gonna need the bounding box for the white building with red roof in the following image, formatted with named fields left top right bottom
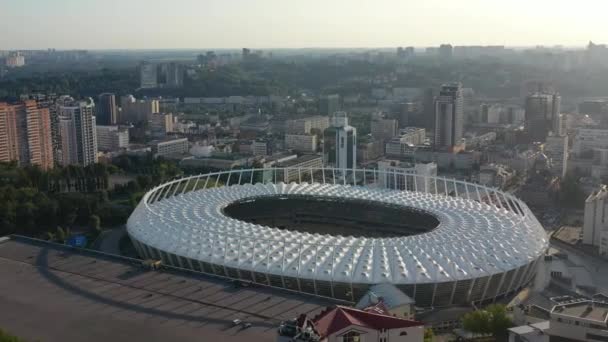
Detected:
left=291, top=305, right=425, bottom=342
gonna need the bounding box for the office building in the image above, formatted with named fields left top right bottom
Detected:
left=323, top=112, right=357, bottom=169
left=97, top=93, right=117, bottom=125
left=150, top=138, right=188, bottom=158
left=319, top=94, right=341, bottom=116
left=544, top=135, right=568, bottom=178
left=378, top=160, right=437, bottom=193
left=434, top=83, right=464, bottom=150
left=139, top=62, right=158, bottom=89
left=57, top=99, right=98, bottom=166
left=573, top=128, right=608, bottom=156
left=0, top=101, right=53, bottom=170
left=120, top=96, right=160, bottom=123
left=96, top=125, right=129, bottom=152
left=285, top=116, right=330, bottom=135
left=371, top=117, right=398, bottom=143
left=525, top=93, right=561, bottom=142
left=285, top=134, right=317, bottom=152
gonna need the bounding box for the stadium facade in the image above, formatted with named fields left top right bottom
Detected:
left=127, top=168, right=548, bottom=308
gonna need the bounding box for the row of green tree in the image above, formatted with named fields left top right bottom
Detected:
left=0, top=156, right=182, bottom=239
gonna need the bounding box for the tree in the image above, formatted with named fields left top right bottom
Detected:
left=0, top=328, right=28, bottom=342
left=423, top=328, right=434, bottom=342
left=55, top=226, right=71, bottom=244
left=462, top=304, right=512, bottom=338
left=89, top=215, right=101, bottom=234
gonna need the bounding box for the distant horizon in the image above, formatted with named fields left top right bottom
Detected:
left=1, top=44, right=597, bottom=52
left=2, top=0, right=606, bottom=50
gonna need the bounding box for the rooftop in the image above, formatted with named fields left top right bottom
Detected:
left=312, top=305, right=423, bottom=338
left=552, top=301, right=608, bottom=323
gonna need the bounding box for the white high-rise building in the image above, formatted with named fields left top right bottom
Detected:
left=323, top=112, right=357, bottom=169
left=57, top=99, right=98, bottom=166
left=140, top=62, right=158, bottom=89
left=583, top=186, right=608, bottom=256
left=434, top=83, right=464, bottom=150
left=544, top=135, right=568, bottom=178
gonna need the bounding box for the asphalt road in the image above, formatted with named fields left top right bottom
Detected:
left=0, top=238, right=333, bottom=342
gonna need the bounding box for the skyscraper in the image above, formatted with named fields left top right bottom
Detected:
left=140, top=62, right=158, bottom=89
left=323, top=112, right=357, bottom=169
left=57, top=98, right=98, bottom=166
left=159, top=63, right=184, bottom=88
left=434, top=83, right=464, bottom=150
left=97, top=93, right=117, bottom=125
left=0, top=100, right=53, bottom=170
left=525, top=93, right=561, bottom=142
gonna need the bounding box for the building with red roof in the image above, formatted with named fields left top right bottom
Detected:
left=308, top=305, right=424, bottom=342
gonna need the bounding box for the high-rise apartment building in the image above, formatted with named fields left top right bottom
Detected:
left=159, top=62, right=184, bottom=88
left=0, top=101, right=53, bottom=170
left=120, top=96, right=160, bottom=123
left=57, top=99, right=98, bottom=166
left=319, top=94, right=341, bottom=116
left=544, top=134, right=568, bottom=178
left=525, top=92, right=561, bottom=142
left=97, top=93, right=117, bottom=125
left=140, top=62, right=158, bottom=89
left=583, top=186, right=608, bottom=256
left=323, top=112, right=357, bottom=169
left=434, top=83, right=464, bottom=150
left=371, top=117, right=398, bottom=143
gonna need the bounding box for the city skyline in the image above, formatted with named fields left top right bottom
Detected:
left=1, top=0, right=607, bottom=50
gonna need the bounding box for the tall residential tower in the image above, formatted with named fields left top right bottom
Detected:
left=434, top=83, right=464, bottom=150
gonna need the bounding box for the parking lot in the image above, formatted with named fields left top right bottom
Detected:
left=0, top=237, right=334, bottom=342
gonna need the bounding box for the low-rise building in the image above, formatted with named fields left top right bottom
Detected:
left=507, top=321, right=549, bottom=342
left=385, top=127, right=426, bottom=157
left=96, top=125, right=129, bottom=152
left=285, top=134, right=317, bottom=152
left=548, top=300, right=608, bottom=341
left=252, top=139, right=270, bottom=156
left=150, top=137, right=188, bottom=158
left=279, top=305, right=424, bottom=342
left=277, top=155, right=323, bottom=183
left=377, top=160, right=437, bottom=193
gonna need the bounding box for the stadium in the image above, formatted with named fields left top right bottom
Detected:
left=127, top=168, right=548, bottom=308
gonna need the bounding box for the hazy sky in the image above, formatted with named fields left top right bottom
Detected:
left=1, top=0, right=606, bottom=49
